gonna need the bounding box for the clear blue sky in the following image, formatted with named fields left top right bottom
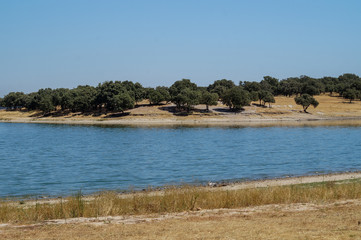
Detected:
left=1, top=0, right=361, bottom=97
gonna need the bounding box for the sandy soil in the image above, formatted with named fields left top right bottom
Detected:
left=2, top=195, right=361, bottom=239
left=2, top=95, right=361, bottom=127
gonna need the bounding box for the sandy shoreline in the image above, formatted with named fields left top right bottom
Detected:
left=3, top=116, right=361, bottom=127
left=7, top=171, right=361, bottom=204
left=221, top=171, right=361, bottom=191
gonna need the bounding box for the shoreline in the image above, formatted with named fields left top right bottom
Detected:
left=221, top=171, right=361, bottom=191
left=6, top=171, right=361, bottom=203
left=3, top=116, right=361, bottom=127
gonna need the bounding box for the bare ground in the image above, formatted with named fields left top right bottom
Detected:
left=2, top=199, right=361, bottom=239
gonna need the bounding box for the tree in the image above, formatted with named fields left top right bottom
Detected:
left=173, top=88, right=200, bottom=112
left=156, top=86, right=171, bottom=103
left=343, top=88, right=358, bottom=103
left=243, top=81, right=261, bottom=92
left=148, top=89, right=164, bottom=105
left=262, top=92, right=275, bottom=107
left=260, top=76, right=279, bottom=95
left=222, top=87, right=251, bottom=110
left=38, top=95, right=55, bottom=113
left=321, top=76, right=338, bottom=95
left=52, top=88, right=72, bottom=111
left=2, top=92, right=26, bottom=109
left=170, top=79, right=198, bottom=96
left=279, top=78, right=303, bottom=97
left=262, top=76, right=279, bottom=88
left=207, top=79, right=235, bottom=99
left=134, top=82, right=145, bottom=105
left=109, top=92, right=134, bottom=112
left=249, top=91, right=259, bottom=102
left=96, top=81, right=135, bottom=111
left=69, top=85, right=97, bottom=112
left=200, top=91, right=218, bottom=111
left=170, top=79, right=199, bottom=111
left=300, top=76, right=324, bottom=95
left=294, top=94, right=319, bottom=113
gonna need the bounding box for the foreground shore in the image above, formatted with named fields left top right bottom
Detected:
left=2, top=172, right=361, bottom=239
left=3, top=201, right=361, bottom=239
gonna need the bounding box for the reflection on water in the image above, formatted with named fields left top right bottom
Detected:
left=0, top=122, right=361, bottom=197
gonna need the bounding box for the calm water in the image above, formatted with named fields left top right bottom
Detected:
left=1, top=122, right=361, bottom=197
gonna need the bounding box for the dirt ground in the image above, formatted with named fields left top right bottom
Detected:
left=2, top=199, right=361, bottom=240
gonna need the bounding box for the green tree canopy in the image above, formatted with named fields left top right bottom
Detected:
left=342, top=88, right=358, bottom=103
left=2, top=92, right=26, bottom=109
left=170, top=79, right=198, bottom=97
left=148, top=89, right=164, bottom=105
left=70, top=85, right=97, bottom=112
left=262, top=92, right=275, bottom=107
left=222, top=87, right=251, bottom=110
left=294, top=94, right=319, bottom=113
left=108, top=92, right=134, bottom=112
left=173, top=88, right=201, bottom=112
left=207, top=79, right=235, bottom=99
left=96, top=81, right=135, bottom=111
left=200, top=91, right=218, bottom=111
left=170, top=79, right=199, bottom=112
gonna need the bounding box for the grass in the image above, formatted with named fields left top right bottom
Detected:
left=1, top=180, right=361, bottom=224
left=3, top=202, right=361, bottom=240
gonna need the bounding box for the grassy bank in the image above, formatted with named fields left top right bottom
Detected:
left=1, top=179, right=361, bottom=224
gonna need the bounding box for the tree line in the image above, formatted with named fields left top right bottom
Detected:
left=0, top=73, right=360, bottom=114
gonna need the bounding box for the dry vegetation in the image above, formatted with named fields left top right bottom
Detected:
left=3, top=203, right=361, bottom=240
left=2, top=179, right=361, bottom=239
left=0, top=180, right=360, bottom=222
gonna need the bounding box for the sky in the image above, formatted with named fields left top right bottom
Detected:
left=1, top=0, right=361, bottom=97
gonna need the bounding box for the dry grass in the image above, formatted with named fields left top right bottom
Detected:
left=1, top=180, right=361, bottom=225
left=270, top=94, right=361, bottom=117
left=2, top=192, right=361, bottom=239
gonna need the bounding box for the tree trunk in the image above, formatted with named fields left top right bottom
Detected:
left=303, top=105, right=309, bottom=113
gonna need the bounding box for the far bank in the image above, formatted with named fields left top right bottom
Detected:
left=1, top=95, right=361, bottom=127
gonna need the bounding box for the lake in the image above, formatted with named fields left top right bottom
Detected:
left=1, top=122, right=361, bottom=197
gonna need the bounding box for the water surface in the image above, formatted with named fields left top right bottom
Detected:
left=1, top=122, right=360, bottom=197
